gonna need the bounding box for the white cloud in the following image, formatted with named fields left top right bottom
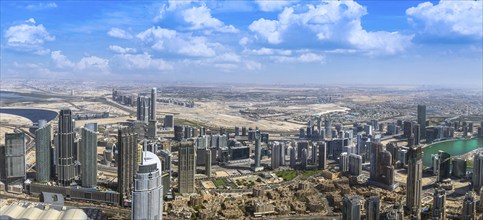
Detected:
left=406, top=1, right=483, bottom=39
left=215, top=53, right=241, bottom=62
left=270, top=52, right=324, bottom=63
left=239, top=37, right=249, bottom=46
left=108, top=45, right=137, bottom=54
left=113, top=53, right=172, bottom=70
left=255, top=0, right=297, bottom=12
left=181, top=5, right=238, bottom=33
left=137, top=26, right=218, bottom=57
left=107, top=28, right=133, bottom=39
left=25, top=2, right=57, bottom=10
left=5, top=20, right=55, bottom=51
left=51, top=50, right=109, bottom=73
left=245, top=60, right=262, bottom=70
left=249, top=18, right=283, bottom=44
left=248, top=1, right=412, bottom=54
left=250, top=47, right=292, bottom=56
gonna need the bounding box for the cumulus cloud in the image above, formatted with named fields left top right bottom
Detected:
left=255, top=0, right=297, bottom=12
left=5, top=19, right=55, bottom=51
left=108, top=45, right=137, bottom=54
left=112, top=53, right=172, bottom=70
left=182, top=5, right=238, bottom=33
left=51, top=50, right=109, bottom=73
left=406, top=0, right=483, bottom=39
left=270, top=52, right=325, bottom=63
left=107, top=27, right=133, bottom=39
left=249, top=1, right=413, bottom=54
left=250, top=47, right=292, bottom=56
left=137, top=26, right=218, bottom=57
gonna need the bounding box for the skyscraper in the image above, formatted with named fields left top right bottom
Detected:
left=349, top=154, right=362, bottom=176
left=35, top=120, right=51, bottom=182
left=137, top=95, right=150, bottom=123
left=150, top=87, right=157, bottom=121
left=80, top=123, right=97, bottom=188
left=432, top=188, right=446, bottom=220
left=132, top=151, right=163, bottom=220
left=57, top=109, right=76, bottom=186
left=342, top=195, right=361, bottom=220
left=178, top=142, right=196, bottom=194
left=365, top=196, right=380, bottom=220
left=325, top=118, right=332, bottom=139
left=417, top=105, right=426, bottom=139
left=205, top=149, right=211, bottom=178
left=118, top=126, right=138, bottom=206
left=271, top=143, right=282, bottom=170
left=164, top=114, right=174, bottom=128
left=406, top=146, right=423, bottom=220
left=472, top=152, right=483, bottom=191
left=0, top=133, right=26, bottom=185
left=254, top=130, right=262, bottom=169
left=340, top=152, right=349, bottom=173
left=436, top=151, right=451, bottom=182
left=461, top=192, right=476, bottom=220
left=318, top=141, right=327, bottom=169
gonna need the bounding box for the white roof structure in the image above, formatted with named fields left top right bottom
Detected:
left=0, top=205, right=87, bottom=220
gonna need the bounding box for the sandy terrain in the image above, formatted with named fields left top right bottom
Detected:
left=0, top=126, right=15, bottom=144
left=70, top=101, right=130, bottom=115
left=75, top=116, right=133, bottom=127
left=0, top=113, right=33, bottom=126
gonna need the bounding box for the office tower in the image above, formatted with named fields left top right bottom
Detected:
left=137, top=95, right=150, bottom=123
left=369, top=142, right=381, bottom=181
left=310, top=143, right=317, bottom=164
left=57, top=109, right=76, bottom=186
left=407, top=146, right=423, bottom=220
left=132, top=151, right=163, bottom=220
left=80, top=123, right=97, bottom=188
left=147, top=120, right=157, bottom=139
left=404, top=121, right=413, bottom=139
left=318, top=142, right=327, bottom=169
left=468, top=122, right=474, bottom=133
left=461, top=192, right=476, bottom=220
left=432, top=188, right=446, bottom=220
left=408, top=134, right=415, bottom=147
left=463, top=121, right=468, bottom=137
left=369, top=142, right=395, bottom=187
left=349, top=154, right=362, bottom=176
left=317, top=118, right=322, bottom=137
left=271, top=143, right=282, bottom=170
left=342, top=195, right=361, bottom=220
left=234, top=126, right=240, bottom=136
left=473, top=152, right=483, bottom=191
left=164, top=114, right=174, bottom=128
left=0, top=133, right=26, bottom=185
left=301, top=148, right=308, bottom=170
left=254, top=130, right=262, bottom=168
left=451, top=158, right=467, bottom=179
left=178, top=142, right=196, bottom=194
left=297, top=141, right=309, bottom=160
left=150, top=88, right=157, bottom=121
left=35, top=120, right=51, bottom=182
left=290, top=147, right=296, bottom=168
left=325, top=118, right=332, bottom=139
left=205, top=149, right=211, bottom=177
left=340, top=152, right=349, bottom=173
left=417, top=105, right=426, bottom=139
left=364, top=124, right=373, bottom=136
left=365, top=196, right=380, bottom=220
left=118, top=126, right=138, bottom=205
left=413, top=124, right=421, bottom=145
left=436, top=151, right=451, bottom=182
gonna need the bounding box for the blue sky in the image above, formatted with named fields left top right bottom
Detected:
left=1, top=0, right=482, bottom=87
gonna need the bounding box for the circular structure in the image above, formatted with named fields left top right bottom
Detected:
left=422, top=138, right=483, bottom=167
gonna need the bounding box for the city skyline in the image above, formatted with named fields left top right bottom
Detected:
left=1, top=0, right=482, bottom=86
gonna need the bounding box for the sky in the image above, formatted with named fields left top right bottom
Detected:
left=1, top=0, right=482, bottom=87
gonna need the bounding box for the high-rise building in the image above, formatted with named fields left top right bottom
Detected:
left=325, top=118, right=332, bottom=139
left=80, top=123, right=97, bottom=188
left=0, top=133, right=26, bottom=185
left=340, top=152, right=349, bottom=173
left=117, top=126, right=138, bottom=206
left=413, top=124, right=421, bottom=145
left=57, top=109, right=76, bottom=186
left=365, top=196, right=380, bottom=220
left=132, top=151, right=163, bottom=220
left=205, top=149, right=211, bottom=178
left=271, top=143, right=282, bottom=170
left=432, top=188, right=446, bottom=220
left=473, top=152, right=483, bottom=191
left=451, top=158, right=467, bottom=179
left=406, top=146, right=423, bottom=220
left=35, top=120, right=51, bottom=182
left=417, top=105, right=426, bottom=139
left=150, top=88, right=157, bottom=121
left=349, top=154, right=362, bottom=176
left=137, top=95, right=150, bottom=123
left=178, top=142, right=196, bottom=194
left=436, top=151, right=451, bottom=182
left=385, top=203, right=404, bottom=220
left=254, top=130, right=262, bottom=168
left=461, top=191, right=476, bottom=220
left=147, top=120, right=157, bottom=139
left=290, top=147, right=296, bottom=168
left=318, top=142, right=327, bottom=169
left=301, top=148, right=308, bottom=170
left=164, top=114, right=174, bottom=128
left=342, top=195, right=361, bottom=220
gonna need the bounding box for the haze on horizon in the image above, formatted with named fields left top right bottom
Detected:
left=0, top=0, right=482, bottom=87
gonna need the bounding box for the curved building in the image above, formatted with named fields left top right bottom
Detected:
left=132, top=151, right=163, bottom=220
